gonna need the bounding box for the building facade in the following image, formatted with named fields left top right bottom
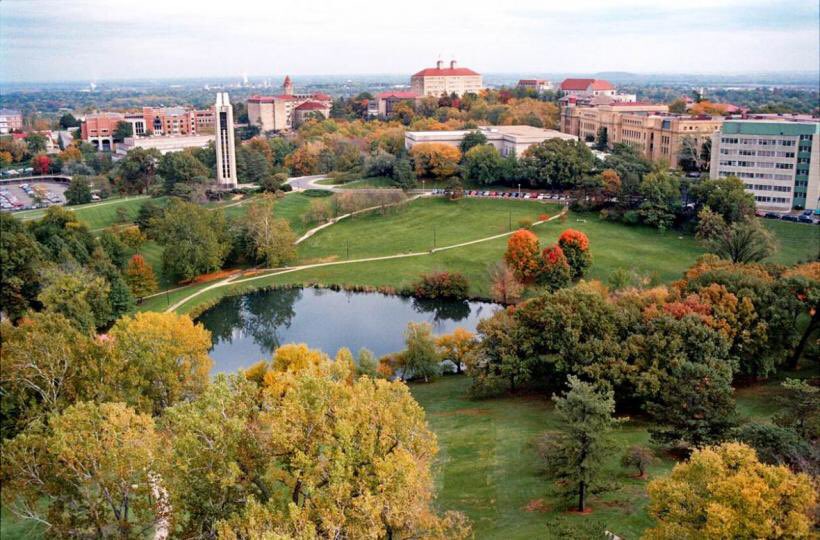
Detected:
left=561, top=102, right=723, bottom=169
left=709, top=117, right=820, bottom=212
left=405, top=125, right=578, bottom=157
left=368, top=91, right=419, bottom=118
left=410, top=60, right=483, bottom=97
left=81, top=112, right=125, bottom=150
left=114, top=134, right=214, bottom=156
left=517, top=79, right=553, bottom=93
left=0, top=109, right=23, bottom=134
left=247, top=76, right=332, bottom=132
left=214, top=92, right=237, bottom=188
left=558, top=79, right=636, bottom=103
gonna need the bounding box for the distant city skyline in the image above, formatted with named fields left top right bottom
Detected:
left=1, top=0, right=818, bottom=83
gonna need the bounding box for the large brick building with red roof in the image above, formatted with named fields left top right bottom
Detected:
left=247, top=76, right=332, bottom=132
left=410, top=60, right=482, bottom=97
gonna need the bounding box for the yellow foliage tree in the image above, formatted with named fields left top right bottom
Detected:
left=644, top=442, right=816, bottom=539
left=436, top=327, right=478, bottom=374
left=409, top=142, right=461, bottom=179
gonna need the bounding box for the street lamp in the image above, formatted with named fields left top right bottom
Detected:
left=518, top=183, right=521, bottom=196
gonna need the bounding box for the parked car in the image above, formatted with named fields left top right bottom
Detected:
left=801, top=209, right=814, bottom=216
left=797, top=215, right=814, bottom=224
left=781, top=215, right=799, bottom=222
left=763, top=212, right=781, bottom=219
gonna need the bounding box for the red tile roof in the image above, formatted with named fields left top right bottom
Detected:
left=377, top=91, right=419, bottom=99
left=412, top=67, right=480, bottom=77
left=248, top=95, right=275, bottom=103
left=295, top=101, right=327, bottom=111
left=311, top=92, right=332, bottom=101
left=560, top=78, right=614, bottom=91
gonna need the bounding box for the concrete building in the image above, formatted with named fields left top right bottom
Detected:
left=0, top=109, right=23, bottom=134
left=114, top=134, right=214, bottom=156
left=560, top=102, right=723, bottom=169
left=517, top=79, right=553, bottom=93
left=405, top=125, right=578, bottom=157
left=410, top=60, right=483, bottom=98
left=709, top=116, right=820, bottom=213
left=559, top=79, right=636, bottom=103
left=247, top=76, right=332, bottom=132
left=214, top=92, right=237, bottom=188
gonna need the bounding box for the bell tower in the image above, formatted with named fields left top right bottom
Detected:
left=282, top=75, right=293, bottom=96
left=214, top=92, right=237, bottom=188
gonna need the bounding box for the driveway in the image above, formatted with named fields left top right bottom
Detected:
left=285, top=174, right=335, bottom=191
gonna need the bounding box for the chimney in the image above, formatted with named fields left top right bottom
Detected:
left=450, top=60, right=457, bottom=69
left=436, top=60, right=443, bottom=69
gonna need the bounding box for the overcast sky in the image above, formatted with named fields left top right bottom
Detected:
left=1, top=0, right=818, bottom=82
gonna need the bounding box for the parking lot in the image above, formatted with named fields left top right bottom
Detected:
left=0, top=181, right=68, bottom=211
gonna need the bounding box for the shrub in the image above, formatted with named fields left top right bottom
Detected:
left=621, top=445, right=657, bottom=478
left=413, top=271, right=469, bottom=299
left=517, top=218, right=534, bottom=230
left=537, top=244, right=571, bottom=292
left=303, top=189, right=333, bottom=197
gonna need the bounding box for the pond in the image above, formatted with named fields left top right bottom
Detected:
left=195, top=287, right=502, bottom=373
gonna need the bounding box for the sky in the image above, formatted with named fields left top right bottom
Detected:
left=1, top=0, right=818, bottom=82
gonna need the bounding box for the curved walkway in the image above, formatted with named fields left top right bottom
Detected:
left=164, top=206, right=568, bottom=313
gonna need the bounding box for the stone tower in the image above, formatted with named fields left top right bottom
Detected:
left=214, top=92, right=237, bottom=188
left=282, top=75, right=293, bottom=96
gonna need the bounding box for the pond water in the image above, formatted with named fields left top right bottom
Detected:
left=195, top=287, right=501, bottom=373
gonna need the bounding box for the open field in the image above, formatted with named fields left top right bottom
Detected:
left=763, top=219, right=820, bottom=265
left=408, top=369, right=811, bottom=540
left=14, top=196, right=157, bottom=229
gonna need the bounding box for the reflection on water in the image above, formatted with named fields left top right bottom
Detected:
left=195, top=287, right=500, bottom=373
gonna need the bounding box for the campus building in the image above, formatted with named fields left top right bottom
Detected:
left=405, top=125, right=577, bottom=157
left=82, top=106, right=216, bottom=150
left=247, top=76, right=332, bottom=132
left=709, top=116, right=820, bottom=213
left=410, top=60, right=483, bottom=97
left=560, top=102, right=723, bottom=169
left=367, top=91, right=420, bottom=118
left=0, top=109, right=23, bottom=134
left=558, top=79, right=636, bottom=104
left=114, top=134, right=214, bottom=156
left=81, top=112, right=125, bottom=150
left=517, top=79, right=553, bottom=93
left=215, top=92, right=238, bottom=188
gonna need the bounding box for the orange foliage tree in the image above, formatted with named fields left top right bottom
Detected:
left=538, top=244, right=571, bottom=291
left=409, top=143, right=461, bottom=179
left=124, top=254, right=158, bottom=299
left=558, top=229, right=592, bottom=280
left=504, top=229, right=541, bottom=282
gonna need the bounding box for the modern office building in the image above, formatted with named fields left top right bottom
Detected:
left=709, top=116, right=820, bottom=212
left=214, top=92, right=237, bottom=188
left=405, top=125, right=577, bottom=157
left=0, top=109, right=23, bottom=134
left=114, top=134, right=214, bottom=156
left=410, top=60, right=483, bottom=97
left=247, top=76, right=332, bottom=132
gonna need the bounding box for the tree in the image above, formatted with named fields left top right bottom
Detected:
left=519, top=139, right=595, bottom=188
left=638, top=170, right=681, bottom=230
left=153, top=200, right=231, bottom=280
left=410, top=143, right=461, bottom=179
left=356, top=348, right=379, bottom=378
left=58, top=113, right=80, bottom=129
left=392, top=158, right=416, bottom=188
left=504, top=229, right=541, bottom=282
left=37, top=269, right=112, bottom=332
left=690, top=176, right=756, bottom=224
left=558, top=229, right=592, bottom=280
left=736, top=423, right=817, bottom=474
left=696, top=209, right=777, bottom=263
left=32, top=154, right=51, bottom=175
left=773, top=378, right=820, bottom=440
left=364, top=151, right=396, bottom=177
left=489, top=262, right=524, bottom=304
left=647, top=360, right=737, bottom=448
left=595, top=127, right=608, bottom=150
left=135, top=199, right=164, bottom=234
left=1, top=402, right=161, bottom=538
left=240, top=194, right=297, bottom=267
left=461, top=144, right=504, bottom=184
left=117, top=147, right=161, bottom=193
left=113, top=120, right=133, bottom=142
left=459, top=130, right=488, bottom=154
left=668, top=98, right=687, bottom=114
left=436, top=328, right=477, bottom=375
left=621, top=445, right=657, bottom=478
left=645, top=443, right=816, bottom=539
left=64, top=176, right=92, bottom=205
left=124, top=254, right=159, bottom=299
left=677, top=135, right=708, bottom=172
left=540, top=376, right=618, bottom=512
left=108, top=311, right=213, bottom=415
left=25, top=133, right=47, bottom=154
left=403, top=322, right=440, bottom=382
left=157, top=150, right=209, bottom=192
left=537, top=244, right=572, bottom=291
left=0, top=213, right=44, bottom=319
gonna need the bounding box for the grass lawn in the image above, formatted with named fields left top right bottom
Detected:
left=763, top=219, right=820, bottom=265
left=15, top=196, right=161, bottom=230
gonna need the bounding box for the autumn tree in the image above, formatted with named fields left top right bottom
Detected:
left=240, top=194, right=297, bottom=267
left=537, top=244, right=571, bottom=291
left=558, top=228, right=592, bottom=280
left=621, top=445, right=657, bottom=478
left=32, top=154, right=52, bottom=175
left=403, top=322, right=440, bottom=382
left=504, top=229, right=541, bottom=282
left=410, top=142, right=461, bottom=179
left=696, top=207, right=777, bottom=263
left=644, top=443, right=816, bottom=539
left=124, top=254, right=159, bottom=299
left=489, top=262, right=523, bottom=304
left=436, top=327, right=478, bottom=374
left=539, top=376, right=618, bottom=512
left=1, top=402, right=161, bottom=538
left=107, top=311, right=213, bottom=415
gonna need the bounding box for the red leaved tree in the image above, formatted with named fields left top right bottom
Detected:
left=505, top=229, right=541, bottom=282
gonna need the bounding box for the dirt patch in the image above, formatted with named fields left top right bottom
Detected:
left=431, top=407, right=491, bottom=417
left=564, top=507, right=594, bottom=515
left=183, top=269, right=240, bottom=285
left=524, top=499, right=550, bottom=513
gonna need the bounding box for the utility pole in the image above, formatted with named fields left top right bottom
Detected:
left=433, top=225, right=436, bottom=250
left=346, top=240, right=350, bottom=259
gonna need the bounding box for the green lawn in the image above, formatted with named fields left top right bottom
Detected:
left=15, top=196, right=161, bottom=230
left=763, top=219, right=820, bottom=265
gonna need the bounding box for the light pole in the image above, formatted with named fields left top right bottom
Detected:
left=433, top=225, right=436, bottom=250
left=422, top=179, right=426, bottom=192
left=508, top=209, right=512, bottom=231
left=518, top=183, right=521, bottom=196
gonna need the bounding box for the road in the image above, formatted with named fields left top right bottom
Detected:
left=285, top=174, right=335, bottom=191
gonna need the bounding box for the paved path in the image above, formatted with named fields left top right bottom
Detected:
left=164, top=206, right=568, bottom=313
left=286, top=174, right=335, bottom=191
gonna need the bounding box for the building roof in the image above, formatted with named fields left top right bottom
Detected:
left=412, top=66, right=480, bottom=77
left=560, top=78, right=614, bottom=91
left=311, top=92, right=332, bottom=101
left=295, top=101, right=327, bottom=111
left=377, top=91, right=419, bottom=99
